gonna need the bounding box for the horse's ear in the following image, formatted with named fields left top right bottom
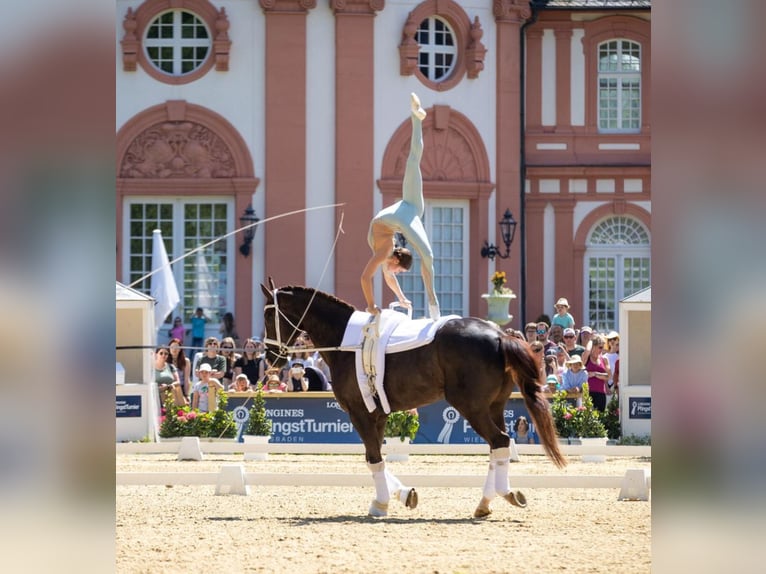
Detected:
left=260, top=283, right=272, bottom=301
left=268, top=276, right=276, bottom=291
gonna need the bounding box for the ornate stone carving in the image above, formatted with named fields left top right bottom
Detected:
left=120, top=121, right=237, bottom=178
left=214, top=7, right=232, bottom=71
left=398, top=11, right=420, bottom=76
left=260, top=0, right=317, bottom=13
left=465, top=16, right=487, bottom=79
left=493, top=0, right=531, bottom=23
left=330, top=0, right=384, bottom=14
left=392, top=126, right=478, bottom=182
left=121, top=8, right=139, bottom=72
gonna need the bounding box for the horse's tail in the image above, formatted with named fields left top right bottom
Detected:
left=501, top=337, right=567, bottom=468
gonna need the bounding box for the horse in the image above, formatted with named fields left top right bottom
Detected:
left=261, top=281, right=566, bottom=518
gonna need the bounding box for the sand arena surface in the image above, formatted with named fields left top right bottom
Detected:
left=116, top=453, right=651, bottom=574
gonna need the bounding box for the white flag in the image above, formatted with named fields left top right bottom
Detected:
left=151, top=229, right=180, bottom=332
left=195, top=249, right=217, bottom=314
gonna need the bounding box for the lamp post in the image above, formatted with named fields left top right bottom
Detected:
left=239, top=205, right=259, bottom=257
left=480, top=208, right=517, bottom=260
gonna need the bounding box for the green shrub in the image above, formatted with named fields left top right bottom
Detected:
left=384, top=409, right=419, bottom=442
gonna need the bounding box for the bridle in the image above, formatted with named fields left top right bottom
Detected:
left=262, top=288, right=359, bottom=363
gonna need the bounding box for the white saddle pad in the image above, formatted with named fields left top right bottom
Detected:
left=340, top=310, right=459, bottom=413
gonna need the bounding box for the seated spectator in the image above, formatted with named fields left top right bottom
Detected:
left=304, top=365, right=331, bottom=391
left=228, top=373, right=250, bottom=392
left=263, top=372, right=287, bottom=393
left=168, top=338, right=191, bottom=400
left=154, top=346, right=187, bottom=407
left=219, top=336, right=241, bottom=388
left=562, top=327, right=586, bottom=358
left=290, top=337, right=315, bottom=369
left=235, top=338, right=268, bottom=386
left=191, top=363, right=224, bottom=412
left=513, top=416, right=534, bottom=445
left=286, top=362, right=309, bottom=392
left=194, top=337, right=226, bottom=381
left=561, top=355, right=588, bottom=393
left=544, top=355, right=560, bottom=393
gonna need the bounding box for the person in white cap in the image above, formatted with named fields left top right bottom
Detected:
left=562, top=327, right=585, bottom=358
left=191, top=363, right=224, bottom=413
left=551, top=297, right=575, bottom=330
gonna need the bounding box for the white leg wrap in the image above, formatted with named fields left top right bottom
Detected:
left=491, top=447, right=511, bottom=496
left=482, top=461, right=497, bottom=499
left=369, top=461, right=390, bottom=504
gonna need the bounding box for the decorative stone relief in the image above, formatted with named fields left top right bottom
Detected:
left=392, top=126, right=478, bottom=183
left=121, top=8, right=138, bottom=71
left=465, top=16, right=487, bottom=79
left=214, top=8, right=232, bottom=71
left=399, top=11, right=419, bottom=76
left=120, top=122, right=236, bottom=178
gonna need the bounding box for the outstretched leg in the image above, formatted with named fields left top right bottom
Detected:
left=403, top=93, right=425, bottom=218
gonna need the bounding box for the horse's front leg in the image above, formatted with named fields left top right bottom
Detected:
left=352, top=410, right=418, bottom=517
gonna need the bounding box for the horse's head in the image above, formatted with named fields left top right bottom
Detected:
left=261, top=280, right=305, bottom=368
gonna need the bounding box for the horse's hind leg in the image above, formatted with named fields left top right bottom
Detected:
left=469, top=402, right=527, bottom=518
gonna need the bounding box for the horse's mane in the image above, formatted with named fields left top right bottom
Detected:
left=281, top=284, right=356, bottom=313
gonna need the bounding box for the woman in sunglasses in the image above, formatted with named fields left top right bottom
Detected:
left=154, top=346, right=187, bottom=407
left=219, top=336, right=240, bottom=388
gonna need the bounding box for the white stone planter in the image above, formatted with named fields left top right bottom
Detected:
left=579, top=436, right=608, bottom=463
left=243, top=434, right=270, bottom=461
left=481, top=293, right=516, bottom=326
left=384, top=437, right=411, bottom=462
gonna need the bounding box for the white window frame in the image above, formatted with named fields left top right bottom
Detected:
left=597, top=39, right=641, bottom=133
left=397, top=199, right=470, bottom=317
left=143, top=9, right=211, bottom=77
left=123, top=196, right=235, bottom=328
left=416, top=16, right=458, bottom=82
left=583, top=216, right=650, bottom=332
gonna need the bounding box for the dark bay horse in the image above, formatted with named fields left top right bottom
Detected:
left=261, top=282, right=566, bottom=518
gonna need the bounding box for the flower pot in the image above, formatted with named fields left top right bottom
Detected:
left=243, top=434, right=270, bottom=461
left=579, top=436, right=608, bottom=463
left=481, top=293, right=516, bottom=326
left=384, top=436, right=411, bottom=462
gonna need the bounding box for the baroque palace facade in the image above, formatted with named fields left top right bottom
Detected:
left=116, top=0, right=651, bottom=338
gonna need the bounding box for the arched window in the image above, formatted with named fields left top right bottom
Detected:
left=598, top=39, right=641, bottom=133
left=584, top=216, right=650, bottom=331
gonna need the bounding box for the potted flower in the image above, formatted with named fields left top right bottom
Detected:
left=482, top=271, right=516, bottom=325
left=551, top=383, right=608, bottom=460
left=243, top=382, right=273, bottom=461
left=159, top=393, right=236, bottom=439
left=384, top=409, right=419, bottom=462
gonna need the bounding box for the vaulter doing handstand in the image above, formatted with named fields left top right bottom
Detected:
left=361, top=93, right=441, bottom=321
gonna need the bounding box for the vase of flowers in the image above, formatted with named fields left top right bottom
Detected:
left=243, top=382, right=273, bottom=461
left=482, top=271, right=516, bottom=326
left=384, top=409, right=419, bottom=462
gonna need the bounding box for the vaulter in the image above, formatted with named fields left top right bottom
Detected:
left=360, top=92, right=441, bottom=321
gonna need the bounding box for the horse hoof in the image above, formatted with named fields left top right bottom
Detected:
left=400, top=487, right=418, bottom=509
left=504, top=490, right=527, bottom=508
left=473, top=505, right=492, bottom=519
left=368, top=499, right=389, bottom=518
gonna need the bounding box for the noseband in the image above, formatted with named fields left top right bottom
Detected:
left=262, top=288, right=359, bottom=361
